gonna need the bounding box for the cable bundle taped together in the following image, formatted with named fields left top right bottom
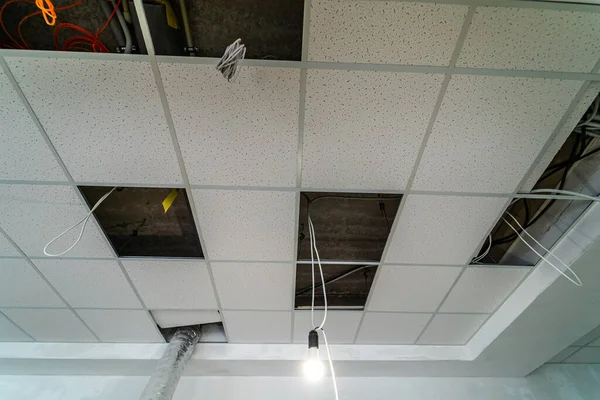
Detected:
left=216, top=38, right=246, bottom=81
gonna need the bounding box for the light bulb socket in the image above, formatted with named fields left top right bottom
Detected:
left=308, top=329, right=319, bottom=349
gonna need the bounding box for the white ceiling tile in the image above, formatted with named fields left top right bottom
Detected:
left=0, top=66, right=66, bottom=181
left=2, top=309, right=96, bottom=342
left=367, top=266, right=461, bottom=312
left=159, top=64, right=298, bottom=187
left=193, top=190, right=296, bottom=261
left=563, top=347, right=600, bottom=363
left=521, top=82, right=600, bottom=191
left=0, top=185, right=113, bottom=257
left=417, top=313, right=488, bottom=345
left=309, top=0, right=468, bottom=65
left=355, top=312, right=431, bottom=344
left=457, top=7, right=600, bottom=72
left=0, top=312, right=32, bottom=342
left=440, top=267, right=529, bottom=313
left=212, top=262, right=293, bottom=311
left=302, top=70, right=443, bottom=190
left=0, top=230, right=20, bottom=257
left=547, top=347, right=581, bottom=363
left=223, top=311, right=291, bottom=343
left=34, top=259, right=141, bottom=309
left=412, top=76, right=583, bottom=193
left=4, top=57, right=181, bottom=184
left=122, top=260, right=218, bottom=309
left=0, top=259, right=64, bottom=307
left=293, top=310, right=362, bottom=344
left=77, top=310, right=163, bottom=343
left=383, top=195, right=507, bottom=265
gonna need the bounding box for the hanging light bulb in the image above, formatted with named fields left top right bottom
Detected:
left=303, top=329, right=325, bottom=381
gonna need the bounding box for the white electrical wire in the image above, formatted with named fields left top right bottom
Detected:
left=472, top=234, right=492, bottom=263
left=502, top=211, right=582, bottom=286
left=307, top=213, right=339, bottom=400
left=529, top=189, right=600, bottom=203
left=43, top=187, right=117, bottom=257
left=215, top=38, right=246, bottom=82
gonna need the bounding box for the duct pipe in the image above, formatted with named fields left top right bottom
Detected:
left=139, top=327, right=201, bottom=400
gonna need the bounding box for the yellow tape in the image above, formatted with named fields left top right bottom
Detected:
left=155, top=0, right=179, bottom=29
left=162, top=189, right=179, bottom=213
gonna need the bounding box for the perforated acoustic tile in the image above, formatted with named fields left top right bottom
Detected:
left=211, top=262, right=294, bottom=311
left=76, top=310, right=163, bottom=343
left=293, top=310, right=362, bottom=344
left=122, top=260, right=218, bottom=310
left=0, top=185, right=112, bottom=258
left=4, top=57, right=181, bottom=184
left=457, top=7, right=600, bottom=73
left=417, top=313, right=488, bottom=345
left=367, top=266, right=461, bottom=312
left=356, top=312, right=431, bottom=344
left=302, top=70, right=443, bottom=190
left=34, top=259, right=142, bottom=309
left=521, top=82, right=600, bottom=191
left=223, top=311, right=291, bottom=343
left=308, top=0, right=468, bottom=65
left=2, top=309, right=96, bottom=342
left=412, top=75, right=584, bottom=193
left=0, top=66, right=66, bottom=181
left=159, top=63, right=299, bottom=187
left=440, top=267, right=529, bottom=314
left=192, top=190, right=296, bottom=261
left=0, top=313, right=32, bottom=342
left=0, top=259, right=65, bottom=308
left=383, top=195, right=507, bottom=265
left=0, top=230, right=20, bottom=257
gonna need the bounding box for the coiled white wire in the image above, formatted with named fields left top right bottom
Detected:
left=216, top=38, right=246, bottom=82
left=43, top=187, right=116, bottom=257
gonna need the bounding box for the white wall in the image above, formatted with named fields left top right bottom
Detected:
left=1, top=364, right=599, bottom=400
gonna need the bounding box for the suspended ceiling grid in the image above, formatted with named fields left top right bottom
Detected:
left=0, top=0, right=599, bottom=346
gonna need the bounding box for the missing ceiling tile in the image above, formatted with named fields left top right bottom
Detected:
left=79, top=186, right=203, bottom=257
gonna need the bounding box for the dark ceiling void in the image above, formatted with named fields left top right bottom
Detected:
left=79, top=186, right=203, bottom=258
left=295, top=263, right=377, bottom=309
left=297, top=192, right=402, bottom=262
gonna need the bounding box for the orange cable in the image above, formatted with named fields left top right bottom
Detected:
left=35, top=0, right=56, bottom=26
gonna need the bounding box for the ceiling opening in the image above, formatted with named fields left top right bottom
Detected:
left=79, top=186, right=203, bottom=257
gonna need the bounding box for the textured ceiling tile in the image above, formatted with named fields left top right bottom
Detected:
left=356, top=312, right=431, bottom=344
left=2, top=309, right=97, bottom=342
left=383, top=195, right=507, bottom=265
left=412, top=76, right=583, bottom=193
left=0, top=259, right=64, bottom=307
left=122, top=260, right=218, bottom=310
left=0, top=313, right=32, bottom=342
left=212, top=262, right=294, bottom=310
left=4, top=57, right=181, bottom=184
left=223, top=311, right=291, bottom=343
left=0, top=67, right=66, bottom=181
left=0, top=230, right=20, bottom=257
left=35, top=259, right=141, bottom=309
left=563, top=347, right=600, bottom=363
left=302, top=70, right=443, bottom=190
left=193, top=190, right=296, bottom=261
left=0, top=185, right=112, bottom=258
left=77, top=310, right=163, bottom=343
left=309, top=0, right=468, bottom=65
left=417, top=313, right=488, bottom=345
left=457, top=7, right=600, bottom=72
left=367, top=266, right=461, bottom=312
left=159, top=64, right=299, bottom=187
left=293, top=310, right=362, bottom=344
left=521, top=82, right=600, bottom=191
left=440, top=267, right=529, bottom=313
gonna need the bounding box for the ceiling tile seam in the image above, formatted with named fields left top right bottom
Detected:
left=560, top=347, right=586, bottom=363
left=0, top=226, right=101, bottom=342
left=462, top=268, right=535, bottom=347
left=351, top=6, right=477, bottom=344
left=0, top=310, right=35, bottom=341
left=0, top=49, right=151, bottom=62
left=131, top=0, right=231, bottom=341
